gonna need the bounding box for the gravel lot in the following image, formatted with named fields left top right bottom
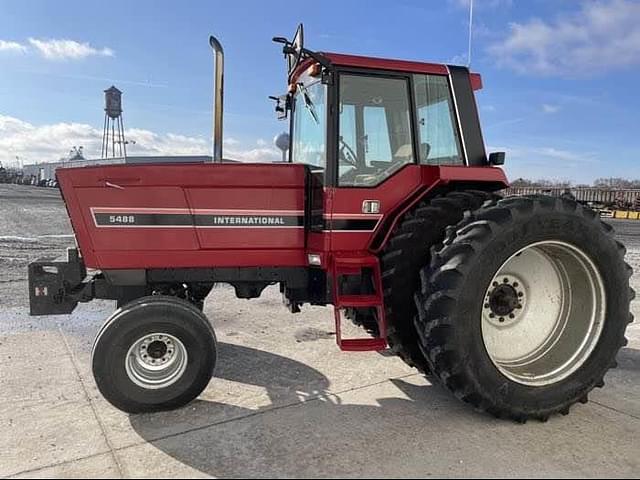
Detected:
left=1, top=183, right=639, bottom=478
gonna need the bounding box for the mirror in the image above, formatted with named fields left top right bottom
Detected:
left=489, top=151, right=506, bottom=166
left=287, top=24, right=304, bottom=78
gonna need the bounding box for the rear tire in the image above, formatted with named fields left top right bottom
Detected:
left=415, top=195, right=633, bottom=421
left=377, top=190, right=498, bottom=372
left=92, top=295, right=217, bottom=413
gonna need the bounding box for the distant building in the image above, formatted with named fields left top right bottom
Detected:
left=22, top=155, right=212, bottom=182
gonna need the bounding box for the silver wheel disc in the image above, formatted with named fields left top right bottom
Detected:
left=481, top=241, right=606, bottom=386
left=125, top=333, right=188, bottom=390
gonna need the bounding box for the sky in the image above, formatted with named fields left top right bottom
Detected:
left=0, top=0, right=639, bottom=184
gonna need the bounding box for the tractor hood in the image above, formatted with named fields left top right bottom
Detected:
left=56, top=162, right=310, bottom=270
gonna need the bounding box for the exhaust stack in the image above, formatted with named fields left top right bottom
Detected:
left=209, top=36, right=224, bottom=162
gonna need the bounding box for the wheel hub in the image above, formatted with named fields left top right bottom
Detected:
left=484, top=275, right=525, bottom=326
left=147, top=340, right=168, bottom=360
left=126, top=333, right=188, bottom=389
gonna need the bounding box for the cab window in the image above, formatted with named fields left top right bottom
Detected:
left=413, top=74, right=463, bottom=165
left=338, top=75, right=414, bottom=187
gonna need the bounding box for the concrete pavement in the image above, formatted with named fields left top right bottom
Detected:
left=2, top=284, right=640, bottom=478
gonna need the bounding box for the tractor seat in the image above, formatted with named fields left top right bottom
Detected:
left=392, top=142, right=431, bottom=161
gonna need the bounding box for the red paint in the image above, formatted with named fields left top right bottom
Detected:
left=292, top=53, right=483, bottom=90
left=57, top=162, right=507, bottom=271
left=322, top=52, right=449, bottom=75
left=332, top=254, right=387, bottom=351
left=57, top=163, right=308, bottom=269
left=470, top=73, right=482, bottom=90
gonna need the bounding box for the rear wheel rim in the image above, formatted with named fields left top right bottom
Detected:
left=481, top=241, right=606, bottom=386
left=125, top=333, right=188, bottom=390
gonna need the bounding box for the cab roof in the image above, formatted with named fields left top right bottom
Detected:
left=294, top=52, right=482, bottom=90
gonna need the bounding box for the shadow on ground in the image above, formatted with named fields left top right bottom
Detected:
left=128, top=344, right=640, bottom=477
left=616, top=345, right=640, bottom=370
left=129, top=342, right=460, bottom=477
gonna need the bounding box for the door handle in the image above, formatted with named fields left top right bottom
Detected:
left=102, top=177, right=140, bottom=189
left=105, top=181, right=125, bottom=190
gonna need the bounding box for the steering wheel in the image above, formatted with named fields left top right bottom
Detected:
left=339, top=137, right=358, bottom=167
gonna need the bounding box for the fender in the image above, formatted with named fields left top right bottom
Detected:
left=369, top=165, right=508, bottom=253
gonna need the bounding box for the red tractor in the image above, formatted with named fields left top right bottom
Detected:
left=29, top=25, right=632, bottom=421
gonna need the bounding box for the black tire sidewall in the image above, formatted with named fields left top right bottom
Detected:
left=451, top=208, right=628, bottom=412
left=382, top=190, right=495, bottom=371
left=92, top=298, right=216, bottom=413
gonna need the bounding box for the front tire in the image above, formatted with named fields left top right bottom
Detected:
left=92, top=295, right=217, bottom=413
left=415, top=195, right=634, bottom=421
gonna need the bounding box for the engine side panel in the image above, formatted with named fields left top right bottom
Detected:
left=185, top=187, right=304, bottom=249
left=57, top=163, right=309, bottom=269
left=75, top=186, right=199, bottom=251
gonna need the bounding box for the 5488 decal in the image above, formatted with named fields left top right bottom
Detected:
left=109, top=215, right=135, bottom=224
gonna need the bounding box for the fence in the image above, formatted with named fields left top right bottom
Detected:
left=505, top=187, right=640, bottom=209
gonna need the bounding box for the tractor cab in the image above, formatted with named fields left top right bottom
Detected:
left=273, top=24, right=498, bottom=191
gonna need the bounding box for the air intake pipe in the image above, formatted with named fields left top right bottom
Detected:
left=209, top=36, right=224, bottom=162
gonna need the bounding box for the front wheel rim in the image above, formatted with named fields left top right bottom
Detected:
left=481, top=241, right=606, bottom=386
left=125, top=333, right=188, bottom=390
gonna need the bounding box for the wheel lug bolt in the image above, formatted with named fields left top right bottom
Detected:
left=513, top=282, right=519, bottom=288
left=484, top=303, right=490, bottom=309
left=509, top=313, right=515, bottom=319
left=489, top=313, right=495, bottom=318
left=516, top=304, right=522, bottom=309
left=499, top=317, right=505, bottom=323
left=518, top=292, right=524, bottom=297
left=503, top=278, right=509, bottom=283
left=493, top=282, right=498, bottom=287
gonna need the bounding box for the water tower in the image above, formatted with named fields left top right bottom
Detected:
left=101, top=86, right=127, bottom=159
left=274, top=132, right=290, bottom=162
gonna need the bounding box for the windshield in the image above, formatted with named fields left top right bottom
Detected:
left=291, top=81, right=326, bottom=170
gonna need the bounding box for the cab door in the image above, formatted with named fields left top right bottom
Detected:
left=329, top=72, right=422, bottom=252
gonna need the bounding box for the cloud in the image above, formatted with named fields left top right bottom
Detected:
left=448, top=53, right=468, bottom=65
left=0, top=38, right=115, bottom=60
left=125, top=129, right=208, bottom=156
left=226, top=146, right=281, bottom=162
left=0, top=40, right=27, bottom=53
left=542, top=104, right=560, bottom=114
left=0, top=114, right=280, bottom=165
left=27, top=38, right=114, bottom=60
left=488, top=0, right=640, bottom=75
